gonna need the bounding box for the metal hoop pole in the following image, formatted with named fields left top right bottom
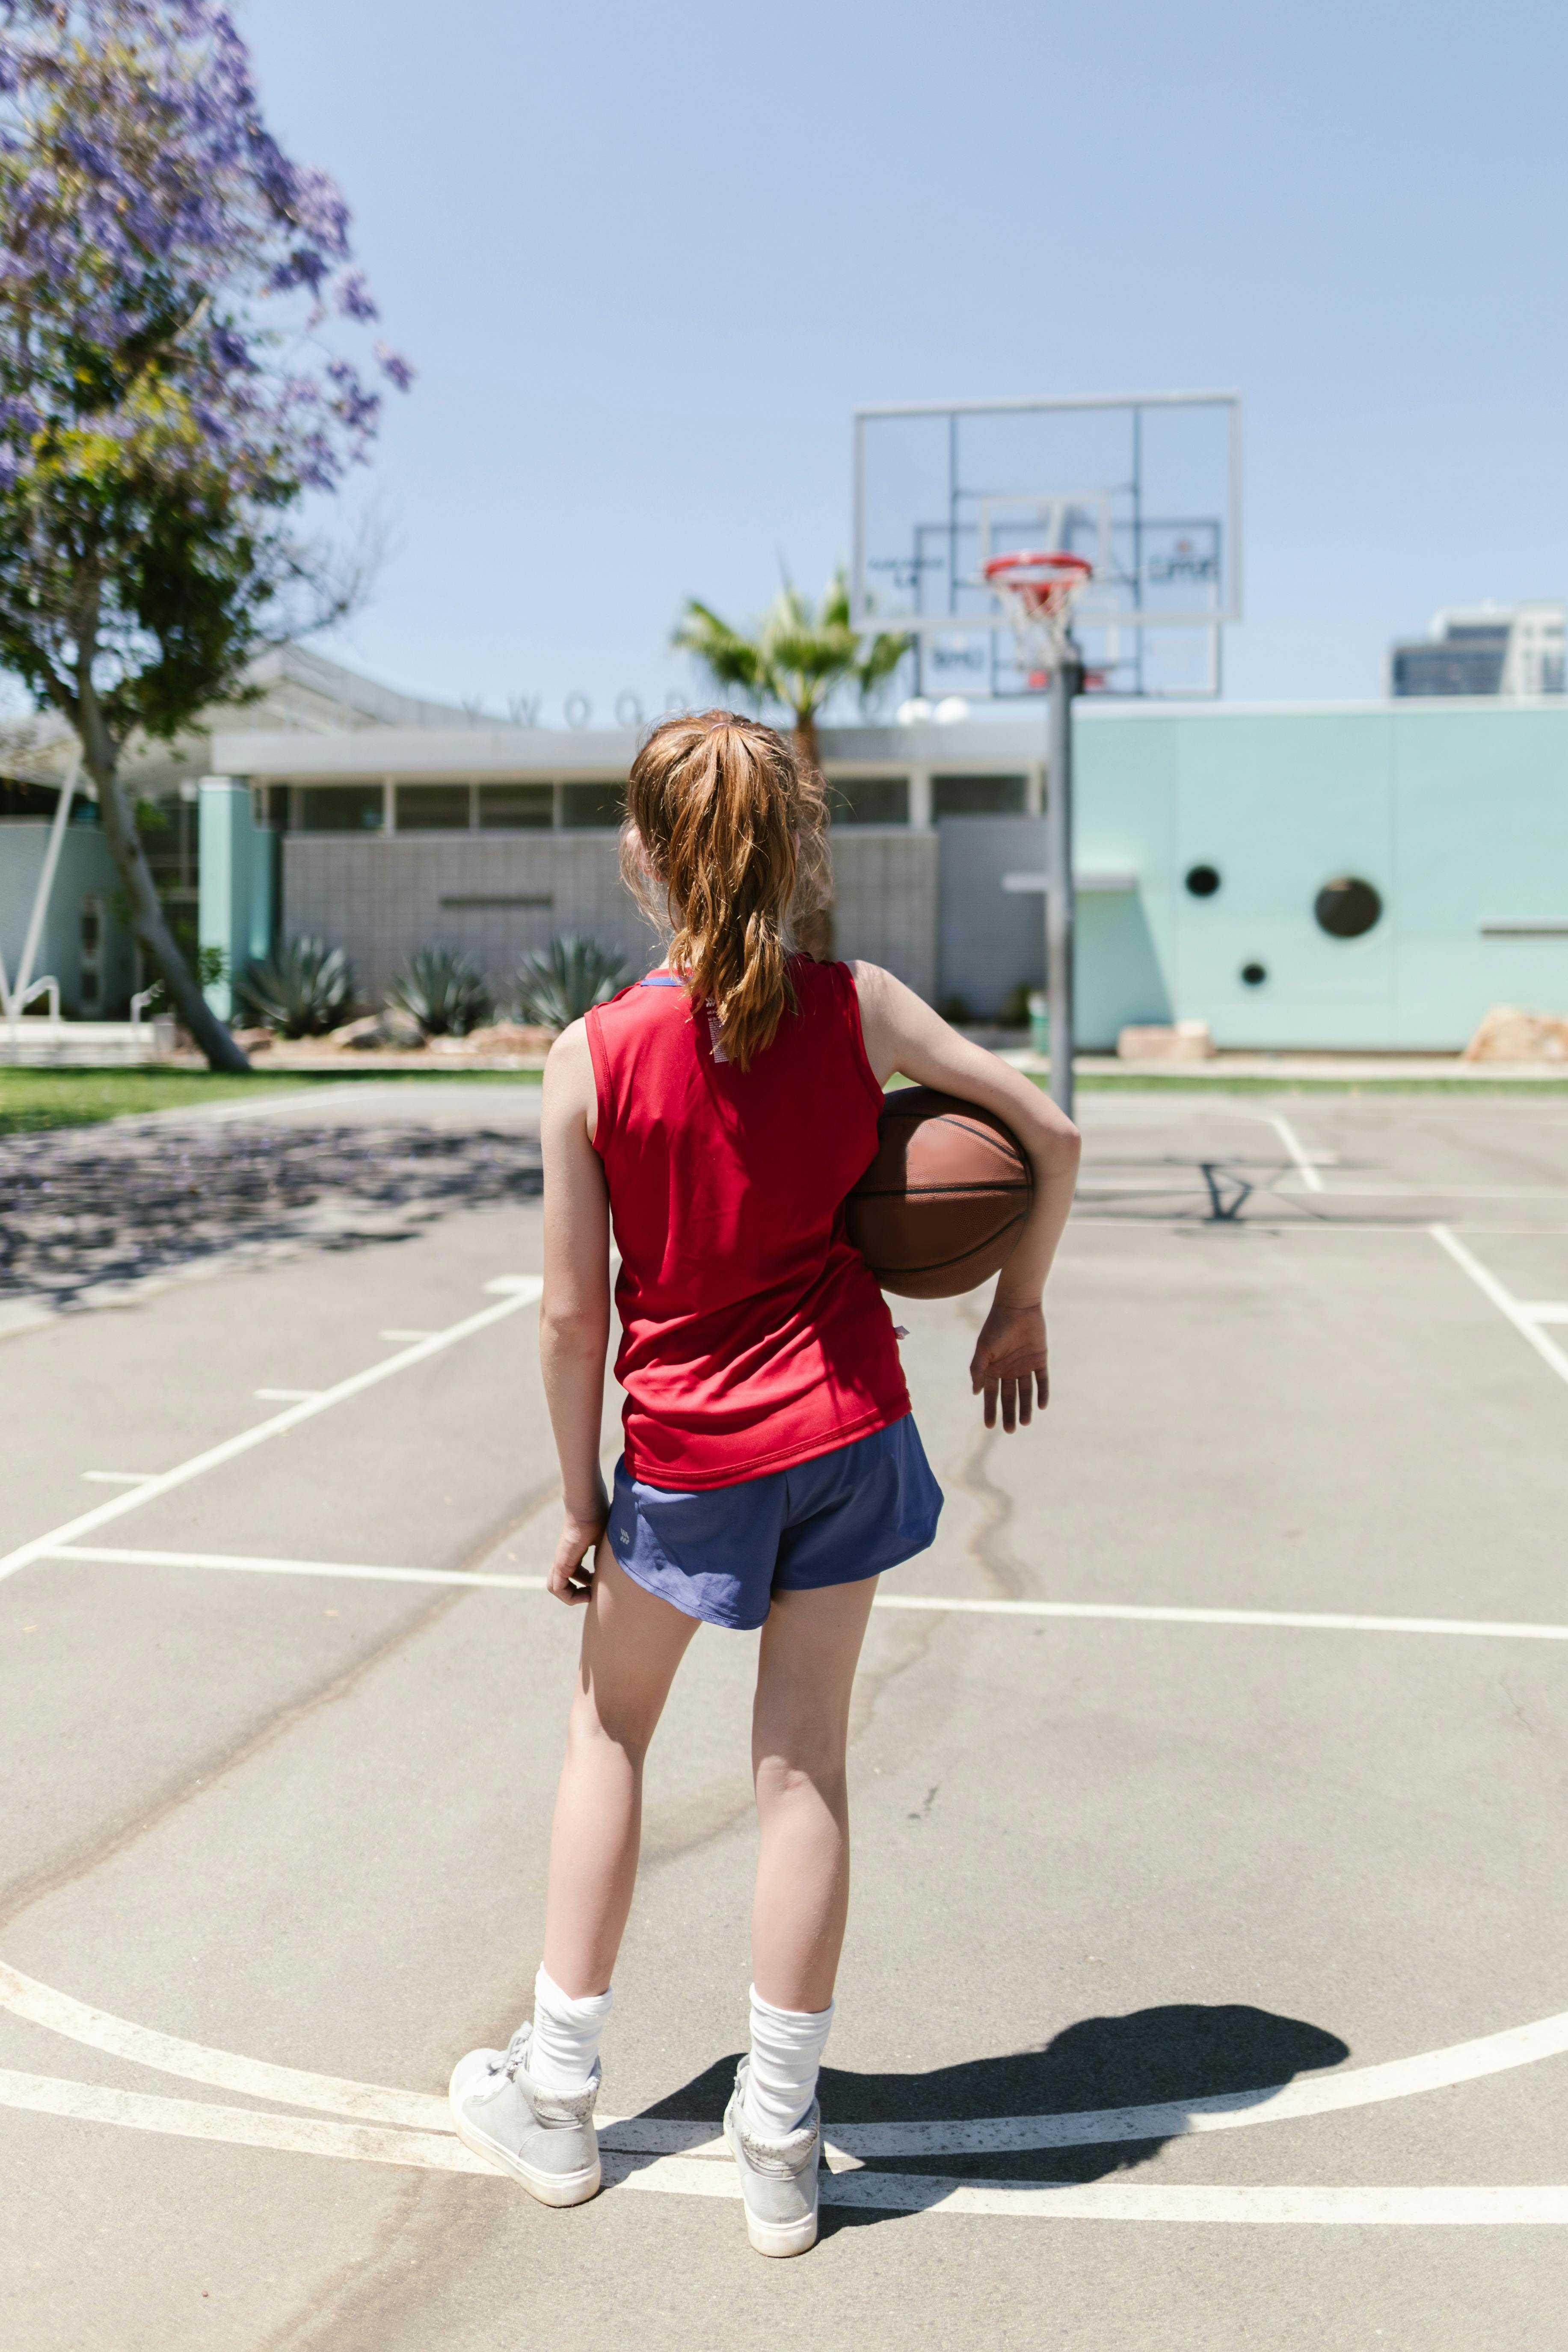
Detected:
left=1045, top=653, right=1081, bottom=1119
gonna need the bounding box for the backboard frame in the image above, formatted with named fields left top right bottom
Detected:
left=851, top=391, right=1243, bottom=700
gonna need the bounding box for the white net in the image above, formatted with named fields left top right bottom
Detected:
left=983, top=552, right=1093, bottom=678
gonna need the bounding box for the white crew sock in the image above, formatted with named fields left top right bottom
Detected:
left=528, top=1966, right=612, bottom=2093
left=742, top=1984, right=835, bottom=2138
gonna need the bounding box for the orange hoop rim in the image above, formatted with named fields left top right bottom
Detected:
left=982, top=548, right=1093, bottom=613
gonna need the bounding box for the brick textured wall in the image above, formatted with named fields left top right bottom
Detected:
left=282, top=825, right=938, bottom=1005
left=281, top=833, right=659, bottom=1004
left=827, top=831, right=938, bottom=999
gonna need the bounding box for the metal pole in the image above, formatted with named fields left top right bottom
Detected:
left=1044, top=652, right=1080, bottom=1120
left=14, top=747, right=81, bottom=1008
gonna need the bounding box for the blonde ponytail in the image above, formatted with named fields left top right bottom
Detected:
left=621, top=712, right=830, bottom=1070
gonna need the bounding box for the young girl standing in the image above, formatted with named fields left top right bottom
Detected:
left=450, top=712, right=1080, bottom=2255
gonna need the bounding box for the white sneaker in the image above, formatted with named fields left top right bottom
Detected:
left=723, top=2058, right=821, bottom=2256
left=448, top=2023, right=601, bottom=2206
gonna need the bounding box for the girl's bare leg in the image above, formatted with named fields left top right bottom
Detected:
left=542, top=1544, right=700, bottom=1998
left=750, top=1575, right=879, bottom=2014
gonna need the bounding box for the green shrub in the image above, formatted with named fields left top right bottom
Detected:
left=513, top=932, right=630, bottom=1032
left=387, top=946, right=493, bottom=1037
left=235, top=937, right=356, bottom=1037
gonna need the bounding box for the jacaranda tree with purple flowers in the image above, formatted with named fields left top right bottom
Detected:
left=0, top=0, right=411, bottom=1069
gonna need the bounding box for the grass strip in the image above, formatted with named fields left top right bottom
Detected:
left=0, top=1065, right=542, bottom=1138
left=5, top=1060, right=1565, bottom=1142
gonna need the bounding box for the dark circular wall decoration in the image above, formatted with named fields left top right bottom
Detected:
left=1185, top=863, right=1221, bottom=897
left=1314, top=876, right=1383, bottom=939
left=1240, top=962, right=1267, bottom=987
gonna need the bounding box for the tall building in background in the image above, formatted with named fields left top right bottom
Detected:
left=1390, top=602, right=1566, bottom=697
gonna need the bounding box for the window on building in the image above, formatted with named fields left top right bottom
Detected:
left=133, top=794, right=199, bottom=896
left=560, top=781, right=625, bottom=829
left=932, top=774, right=1027, bottom=817
left=479, top=783, right=554, bottom=830
left=829, top=777, right=910, bottom=825
left=396, top=784, right=470, bottom=831
left=300, top=785, right=385, bottom=833
left=1, top=779, right=70, bottom=820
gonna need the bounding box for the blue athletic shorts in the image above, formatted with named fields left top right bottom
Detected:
left=608, top=1416, right=943, bottom=1631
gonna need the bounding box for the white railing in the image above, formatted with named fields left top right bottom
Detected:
left=12, top=976, right=60, bottom=1022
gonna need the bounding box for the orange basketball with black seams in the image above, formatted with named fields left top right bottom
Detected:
left=846, top=1087, right=1033, bottom=1299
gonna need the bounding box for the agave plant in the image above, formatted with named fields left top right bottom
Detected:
left=513, top=933, right=630, bottom=1031
left=386, top=946, right=494, bottom=1038
left=234, top=937, right=358, bottom=1037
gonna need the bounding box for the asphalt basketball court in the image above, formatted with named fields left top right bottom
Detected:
left=3, top=1078, right=1567, bottom=2348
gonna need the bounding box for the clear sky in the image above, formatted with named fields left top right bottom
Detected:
left=242, top=0, right=1568, bottom=718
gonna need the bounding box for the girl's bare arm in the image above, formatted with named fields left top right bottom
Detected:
left=851, top=961, right=1082, bottom=1433
left=539, top=1019, right=613, bottom=1603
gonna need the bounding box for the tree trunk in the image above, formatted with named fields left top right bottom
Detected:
left=76, top=689, right=252, bottom=1074
left=789, top=711, right=836, bottom=963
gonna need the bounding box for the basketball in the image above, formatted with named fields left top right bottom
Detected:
left=846, top=1087, right=1033, bottom=1299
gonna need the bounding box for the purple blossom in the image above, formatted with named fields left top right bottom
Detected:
left=374, top=342, right=415, bottom=392
left=0, top=0, right=412, bottom=510
left=334, top=270, right=377, bottom=324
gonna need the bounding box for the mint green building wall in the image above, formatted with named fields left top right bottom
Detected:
left=1072, top=709, right=1178, bottom=1045
left=199, top=779, right=275, bottom=1022
left=1073, top=702, right=1568, bottom=1049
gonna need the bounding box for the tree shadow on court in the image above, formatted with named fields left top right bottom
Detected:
left=639, top=2003, right=1349, bottom=2229
left=0, top=1121, right=542, bottom=1303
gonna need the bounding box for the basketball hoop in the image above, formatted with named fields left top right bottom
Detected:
left=982, top=549, right=1093, bottom=682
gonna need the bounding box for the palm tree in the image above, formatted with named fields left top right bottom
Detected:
left=673, top=571, right=909, bottom=777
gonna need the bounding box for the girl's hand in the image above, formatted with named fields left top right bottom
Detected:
left=970, top=1301, right=1049, bottom=1432
left=548, top=1501, right=608, bottom=1605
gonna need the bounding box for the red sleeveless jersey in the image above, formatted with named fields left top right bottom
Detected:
left=585, top=957, right=909, bottom=1489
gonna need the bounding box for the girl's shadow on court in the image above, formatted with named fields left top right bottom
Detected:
left=640, top=2003, right=1350, bottom=2230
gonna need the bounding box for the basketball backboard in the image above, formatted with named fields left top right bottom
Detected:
left=851, top=392, right=1242, bottom=698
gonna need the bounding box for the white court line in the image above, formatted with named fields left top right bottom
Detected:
left=39, top=1547, right=1568, bottom=1643
left=1070, top=1217, right=1568, bottom=1234
left=0, top=2070, right=486, bottom=2172
left=47, top=1546, right=548, bottom=1593
left=812, top=2175, right=1568, bottom=2225
left=1278, top=1183, right=1568, bottom=1201
left=1520, top=1302, right=1568, bottom=1324
left=0, top=1276, right=544, bottom=1589
left=0, top=2070, right=1562, bottom=2224
left=874, top=1594, right=1568, bottom=1642
left=823, top=2008, right=1568, bottom=2158
left=0, top=1963, right=450, bottom=2130
left=634, top=2159, right=1568, bottom=2226
left=1266, top=1115, right=1324, bottom=1193
left=1429, top=1225, right=1568, bottom=1391
left=7, top=1959, right=1567, bottom=2160
left=80, top=1472, right=155, bottom=1487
